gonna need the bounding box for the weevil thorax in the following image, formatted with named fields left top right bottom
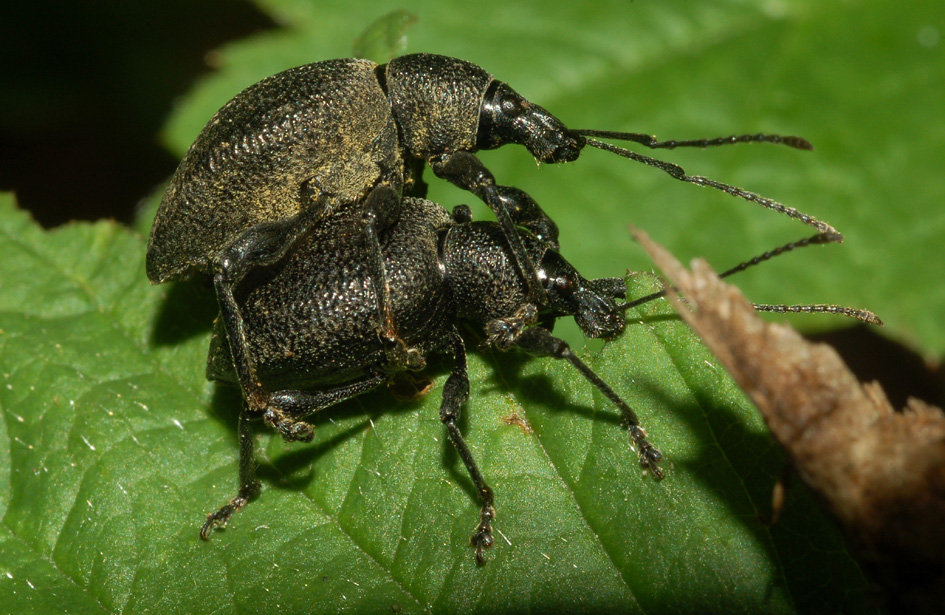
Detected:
left=440, top=222, right=544, bottom=327
left=441, top=221, right=624, bottom=340
left=384, top=53, right=492, bottom=159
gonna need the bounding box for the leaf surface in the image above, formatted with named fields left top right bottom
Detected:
left=6, top=0, right=939, bottom=612
left=1, top=189, right=874, bottom=613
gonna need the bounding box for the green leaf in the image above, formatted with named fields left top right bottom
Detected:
left=6, top=0, right=939, bottom=612
left=0, top=179, right=875, bottom=613
left=351, top=10, right=418, bottom=63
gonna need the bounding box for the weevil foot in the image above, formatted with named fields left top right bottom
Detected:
left=629, top=425, right=664, bottom=479
left=380, top=333, right=426, bottom=371
left=201, top=493, right=253, bottom=540
left=263, top=407, right=314, bottom=442
left=470, top=503, right=496, bottom=565
left=482, top=304, right=538, bottom=350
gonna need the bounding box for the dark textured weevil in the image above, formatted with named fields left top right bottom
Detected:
left=197, top=195, right=881, bottom=564
left=201, top=196, right=658, bottom=564
left=147, top=53, right=841, bottom=444
left=147, top=52, right=881, bottom=563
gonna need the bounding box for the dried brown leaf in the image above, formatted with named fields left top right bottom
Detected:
left=635, top=229, right=945, bottom=613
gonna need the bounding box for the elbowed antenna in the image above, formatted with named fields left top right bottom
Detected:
left=572, top=129, right=813, bottom=151
left=621, top=232, right=884, bottom=326
left=570, top=129, right=838, bottom=236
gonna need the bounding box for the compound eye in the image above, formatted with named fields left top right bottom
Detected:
left=501, top=94, right=528, bottom=118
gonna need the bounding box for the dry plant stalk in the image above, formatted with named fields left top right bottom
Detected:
left=635, top=229, right=945, bottom=613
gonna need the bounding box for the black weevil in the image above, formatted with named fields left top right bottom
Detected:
left=196, top=194, right=882, bottom=563
left=147, top=53, right=839, bottom=444
left=148, top=52, right=881, bottom=564
left=200, top=196, right=661, bottom=564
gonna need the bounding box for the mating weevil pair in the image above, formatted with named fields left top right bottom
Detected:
left=147, top=52, right=880, bottom=564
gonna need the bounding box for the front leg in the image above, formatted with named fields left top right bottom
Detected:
left=440, top=327, right=496, bottom=565
left=429, top=151, right=559, bottom=306
left=487, top=323, right=664, bottom=478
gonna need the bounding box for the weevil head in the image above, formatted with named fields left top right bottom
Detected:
left=477, top=82, right=586, bottom=163
left=539, top=250, right=626, bottom=339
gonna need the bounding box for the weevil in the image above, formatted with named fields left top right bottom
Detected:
left=201, top=196, right=660, bottom=564
left=147, top=53, right=840, bottom=441
left=197, top=195, right=880, bottom=564
left=147, top=52, right=882, bottom=563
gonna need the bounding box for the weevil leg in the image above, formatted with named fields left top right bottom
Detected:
left=429, top=151, right=559, bottom=305
left=490, top=185, right=559, bottom=250
left=200, top=373, right=390, bottom=539
left=212, top=194, right=340, bottom=421
left=498, top=324, right=664, bottom=478
left=359, top=185, right=425, bottom=371
left=263, top=373, right=388, bottom=439
left=201, top=407, right=261, bottom=539
left=440, top=327, right=496, bottom=565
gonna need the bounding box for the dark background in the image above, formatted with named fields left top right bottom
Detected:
left=0, top=0, right=275, bottom=227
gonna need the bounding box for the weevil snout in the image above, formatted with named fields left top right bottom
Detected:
left=540, top=251, right=625, bottom=339
left=478, top=82, right=586, bottom=163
